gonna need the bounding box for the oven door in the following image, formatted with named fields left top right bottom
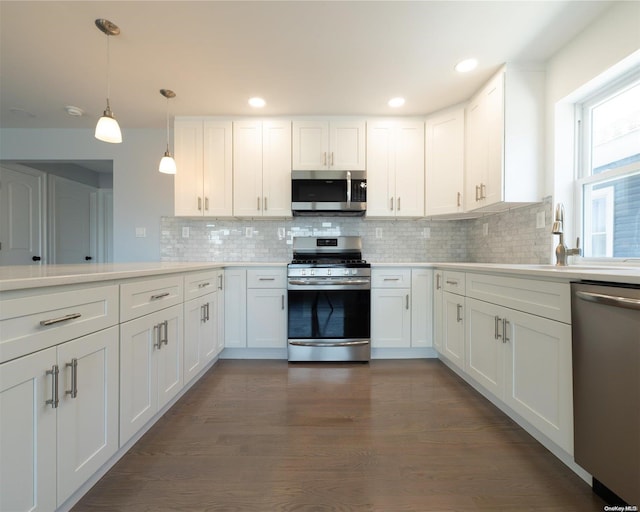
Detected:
left=287, top=283, right=370, bottom=361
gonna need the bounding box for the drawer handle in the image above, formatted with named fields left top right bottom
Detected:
left=218, top=274, right=223, bottom=290
left=445, top=280, right=458, bottom=286
left=46, top=365, right=59, bottom=408
left=456, top=304, right=463, bottom=323
left=66, top=358, right=78, bottom=399
left=384, top=278, right=400, bottom=281
left=258, top=277, right=276, bottom=281
left=150, top=292, right=170, bottom=300
left=198, top=282, right=211, bottom=288
left=40, top=312, right=81, bottom=327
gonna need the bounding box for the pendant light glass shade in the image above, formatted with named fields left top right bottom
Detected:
left=94, top=19, right=122, bottom=144
left=95, top=102, right=122, bottom=143
left=159, top=89, right=177, bottom=174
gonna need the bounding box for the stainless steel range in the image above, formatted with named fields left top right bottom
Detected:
left=287, top=236, right=371, bottom=362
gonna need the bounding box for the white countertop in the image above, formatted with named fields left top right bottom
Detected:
left=0, top=261, right=639, bottom=291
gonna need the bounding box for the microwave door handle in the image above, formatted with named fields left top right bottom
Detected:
left=346, top=171, right=351, bottom=207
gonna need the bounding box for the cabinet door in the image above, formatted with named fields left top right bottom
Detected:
left=442, top=292, right=465, bottom=370
left=394, top=121, right=425, bottom=217
left=246, top=289, right=287, bottom=348
left=215, top=270, right=225, bottom=356
left=156, top=305, right=184, bottom=410
left=411, top=269, right=432, bottom=348
left=483, top=72, right=505, bottom=206
left=262, top=120, right=292, bottom=217
left=366, top=121, right=394, bottom=217
left=0, top=348, right=57, bottom=512
left=433, top=271, right=444, bottom=353
left=503, top=309, right=573, bottom=452
left=56, top=327, right=119, bottom=505
left=465, top=297, right=503, bottom=398
left=233, top=120, right=264, bottom=216
left=184, top=297, right=205, bottom=384
left=464, top=95, right=486, bottom=211
left=119, top=314, right=158, bottom=445
left=174, top=119, right=204, bottom=216
left=329, top=120, right=366, bottom=170
left=224, top=269, right=247, bottom=348
left=203, top=121, right=233, bottom=216
left=425, top=108, right=464, bottom=215
left=292, top=121, right=329, bottom=170
left=371, top=288, right=411, bottom=348
left=201, top=292, right=218, bottom=364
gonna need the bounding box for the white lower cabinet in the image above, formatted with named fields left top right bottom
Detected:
left=0, top=326, right=119, bottom=511
left=442, top=290, right=465, bottom=370
left=410, top=269, right=433, bottom=348
left=372, top=287, right=411, bottom=348
left=246, top=268, right=287, bottom=349
left=184, top=292, right=218, bottom=384
left=433, top=271, right=444, bottom=353
left=224, top=268, right=247, bottom=348
left=119, top=305, right=183, bottom=446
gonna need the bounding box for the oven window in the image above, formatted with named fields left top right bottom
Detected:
left=288, top=289, right=370, bottom=339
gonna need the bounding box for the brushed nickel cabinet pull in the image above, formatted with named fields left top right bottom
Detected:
left=481, top=183, right=486, bottom=200
left=405, top=294, right=410, bottom=310
left=198, top=282, right=211, bottom=289
left=66, top=358, right=78, bottom=398
left=456, top=304, right=463, bottom=323
left=162, top=320, right=169, bottom=346
left=494, top=316, right=503, bottom=340
left=218, top=274, right=223, bottom=290
left=150, top=292, right=170, bottom=301
left=475, top=185, right=480, bottom=202
left=323, top=152, right=327, bottom=166
left=153, top=324, right=162, bottom=350
left=257, top=197, right=261, bottom=210
left=205, top=303, right=210, bottom=322
left=445, top=279, right=458, bottom=286
left=502, top=318, right=510, bottom=343
left=259, top=277, right=276, bottom=281
left=264, top=197, right=268, bottom=211
left=198, top=197, right=202, bottom=211
left=397, top=197, right=401, bottom=211
left=205, top=197, right=209, bottom=211
left=390, top=197, right=394, bottom=211
left=457, top=192, right=461, bottom=207
left=436, top=273, right=441, bottom=290
left=331, top=152, right=334, bottom=166
left=40, top=312, right=82, bottom=327
left=46, top=365, right=59, bottom=408
left=281, top=294, right=285, bottom=310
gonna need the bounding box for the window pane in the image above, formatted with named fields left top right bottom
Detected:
left=583, top=172, right=640, bottom=258
left=590, top=82, right=640, bottom=175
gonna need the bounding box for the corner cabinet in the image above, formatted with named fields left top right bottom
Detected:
left=367, top=120, right=425, bottom=218
left=174, top=119, right=233, bottom=216
left=425, top=107, right=465, bottom=216
left=292, top=120, right=366, bottom=171
left=233, top=120, right=292, bottom=217
left=464, top=66, right=544, bottom=212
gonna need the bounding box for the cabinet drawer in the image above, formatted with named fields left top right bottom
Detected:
left=465, top=273, right=570, bottom=323
left=371, top=268, right=411, bottom=288
left=0, top=284, right=119, bottom=364
left=184, top=270, right=221, bottom=301
left=120, top=276, right=183, bottom=322
left=443, top=271, right=465, bottom=295
left=247, top=268, right=287, bottom=288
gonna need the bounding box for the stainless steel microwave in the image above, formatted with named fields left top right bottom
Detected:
left=291, top=170, right=367, bottom=216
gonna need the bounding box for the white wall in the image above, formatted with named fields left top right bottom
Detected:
left=544, top=1, right=640, bottom=244
left=0, top=128, right=173, bottom=262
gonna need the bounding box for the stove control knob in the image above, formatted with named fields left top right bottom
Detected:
left=301, top=270, right=306, bottom=276
left=344, top=268, right=349, bottom=275
left=327, top=269, right=331, bottom=276
left=310, top=269, right=315, bottom=276
left=352, top=269, right=357, bottom=275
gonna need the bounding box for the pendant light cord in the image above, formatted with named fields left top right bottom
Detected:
left=105, top=34, right=111, bottom=108
left=165, top=97, right=171, bottom=153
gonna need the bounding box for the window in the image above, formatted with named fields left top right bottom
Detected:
left=578, top=73, right=640, bottom=259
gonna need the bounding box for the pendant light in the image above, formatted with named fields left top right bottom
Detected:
left=159, top=89, right=177, bottom=174
left=94, top=19, right=122, bottom=143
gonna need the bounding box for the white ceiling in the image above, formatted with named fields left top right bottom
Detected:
left=0, top=1, right=614, bottom=130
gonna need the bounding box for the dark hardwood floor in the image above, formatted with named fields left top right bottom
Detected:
left=73, top=359, right=605, bottom=512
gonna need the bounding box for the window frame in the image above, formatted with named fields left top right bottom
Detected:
left=575, top=69, right=640, bottom=262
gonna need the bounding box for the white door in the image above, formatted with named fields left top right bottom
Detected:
left=201, top=292, right=218, bottom=363
left=442, top=292, right=465, bottom=370
left=484, top=72, right=505, bottom=206
left=203, top=120, right=233, bottom=216
left=0, top=165, right=45, bottom=265
left=394, top=121, right=425, bottom=217
left=0, top=347, right=57, bottom=512
left=184, top=297, right=204, bottom=384
left=292, top=121, right=329, bottom=170
left=233, top=120, right=263, bottom=216
left=465, top=297, right=503, bottom=398
left=410, top=269, right=432, bottom=348
left=48, top=175, right=97, bottom=264
left=365, top=121, right=394, bottom=217
left=329, top=120, right=366, bottom=170
left=156, top=305, right=183, bottom=409
left=262, top=120, right=292, bottom=217
left=246, top=289, right=286, bottom=348
left=433, top=272, right=444, bottom=353
left=174, top=119, right=204, bottom=216
left=56, top=327, right=119, bottom=505
left=371, top=288, right=411, bottom=348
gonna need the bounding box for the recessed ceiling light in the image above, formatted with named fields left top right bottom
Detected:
left=65, top=105, right=84, bottom=117
left=248, top=97, right=266, bottom=108
left=388, top=97, right=405, bottom=108
left=455, top=58, right=478, bottom=73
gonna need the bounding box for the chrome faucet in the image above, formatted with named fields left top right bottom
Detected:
left=552, top=203, right=581, bottom=266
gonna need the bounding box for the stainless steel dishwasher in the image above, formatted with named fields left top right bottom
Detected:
left=571, top=281, right=640, bottom=506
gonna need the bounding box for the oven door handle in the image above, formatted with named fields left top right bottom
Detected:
left=288, top=279, right=370, bottom=286
left=289, top=340, right=370, bottom=347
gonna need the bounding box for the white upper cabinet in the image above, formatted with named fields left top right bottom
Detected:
left=464, top=66, right=544, bottom=212
left=367, top=120, right=425, bottom=218
left=425, top=107, right=465, bottom=216
left=292, top=120, right=366, bottom=170
left=174, top=119, right=233, bottom=216
left=233, top=120, right=292, bottom=217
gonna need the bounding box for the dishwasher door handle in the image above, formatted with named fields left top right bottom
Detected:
left=576, top=290, right=640, bottom=311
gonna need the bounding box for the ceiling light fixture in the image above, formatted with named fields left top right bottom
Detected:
left=248, top=97, right=266, bottom=108
left=159, top=89, right=177, bottom=175
left=455, top=58, right=478, bottom=73
left=388, top=97, right=405, bottom=108
left=65, top=105, right=84, bottom=117
left=94, top=18, right=122, bottom=143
